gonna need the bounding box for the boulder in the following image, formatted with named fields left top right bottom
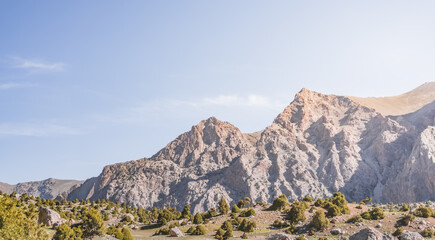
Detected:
left=349, top=227, right=384, bottom=240
left=169, top=227, right=184, bottom=237
left=267, top=233, right=297, bottom=240
left=331, top=228, right=345, bottom=235
left=400, top=231, right=424, bottom=240
left=38, top=207, right=63, bottom=226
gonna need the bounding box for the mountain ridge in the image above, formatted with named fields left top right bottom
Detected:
left=64, top=83, right=435, bottom=212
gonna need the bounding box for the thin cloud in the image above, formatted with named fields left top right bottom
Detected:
left=0, top=123, right=84, bottom=137
left=9, top=57, right=65, bottom=72
left=174, top=94, right=286, bottom=109
left=0, top=82, right=32, bottom=90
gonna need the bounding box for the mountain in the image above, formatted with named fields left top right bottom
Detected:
left=66, top=83, right=435, bottom=212
left=0, top=178, right=83, bottom=199
left=349, top=82, right=435, bottom=116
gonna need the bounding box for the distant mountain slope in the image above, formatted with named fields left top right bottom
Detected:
left=66, top=83, right=435, bottom=212
left=0, top=178, right=83, bottom=199
left=349, top=82, right=435, bottom=116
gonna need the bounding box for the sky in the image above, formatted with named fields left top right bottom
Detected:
left=1, top=1, right=435, bottom=184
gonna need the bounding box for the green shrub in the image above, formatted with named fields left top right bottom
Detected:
left=398, top=214, right=415, bottom=226
left=393, top=228, right=403, bottom=237
left=287, top=201, right=307, bottom=224
left=361, top=207, right=385, bottom=220
left=192, top=225, right=206, bottom=235
left=107, top=226, right=123, bottom=239
left=181, top=204, right=191, bottom=219
left=310, top=210, right=329, bottom=230
left=218, top=198, right=230, bottom=215
left=53, top=223, right=83, bottom=240
left=223, top=229, right=233, bottom=239
left=186, top=226, right=195, bottom=234
left=414, top=206, right=434, bottom=218
left=346, top=215, right=363, bottom=223
left=232, top=205, right=240, bottom=213
left=221, top=220, right=233, bottom=231
left=314, top=198, right=324, bottom=207
left=122, top=228, right=133, bottom=240
left=193, top=213, right=203, bottom=224
left=360, top=197, right=372, bottom=205
left=238, top=219, right=256, bottom=233
left=269, top=195, right=289, bottom=211
left=272, top=220, right=288, bottom=229
left=239, top=207, right=256, bottom=217
left=296, top=236, right=307, bottom=240
left=420, top=228, right=434, bottom=238
left=155, top=227, right=170, bottom=235
left=215, top=228, right=225, bottom=239
left=399, top=204, right=409, bottom=212
left=81, top=208, right=106, bottom=237
left=327, top=204, right=341, bottom=217
left=303, top=196, right=313, bottom=202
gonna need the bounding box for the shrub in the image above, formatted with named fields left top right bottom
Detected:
left=398, top=214, right=415, bottom=226
left=296, top=236, right=307, bottom=240
left=346, top=215, right=363, bottom=223
left=392, top=228, right=403, bottom=237
left=186, top=226, right=195, bottom=234
left=314, top=198, right=324, bottom=207
left=327, top=204, right=341, bottom=217
left=361, top=207, right=385, bottom=220
left=181, top=204, right=191, bottom=219
left=238, top=200, right=246, bottom=208
left=239, top=219, right=256, bottom=233
left=303, top=196, right=313, bottom=202
left=356, top=205, right=363, bottom=209
left=399, top=204, right=409, bottom=212
left=310, top=211, right=329, bottom=230
left=155, top=227, right=170, bottom=235
left=107, top=226, right=123, bottom=239
left=272, top=220, right=288, bottom=229
left=53, top=223, right=83, bottom=240
left=269, top=195, right=289, bottom=211
left=81, top=208, right=106, bottom=237
left=232, top=205, right=241, bottom=213
left=414, top=206, right=434, bottom=218
left=218, top=198, right=230, bottom=215
left=287, top=201, right=307, bottom=224
left=221, top=220, right=233, bottom=231
left=192, top=225, right=206, bottom=235
left=157, top=209, right=173, bottom=226
left=223, top=229, right=233, bottom=239
left=215, top=228, right=225, bottom=239
left=193, top=213, right=203, bottom=224
left=360, top=197, right=372, bottom=205
left=420, top=228, right=434, bottom=238
left=122, top=228, right=133, bottom=240
left=239, top=207, right=256, bottom=217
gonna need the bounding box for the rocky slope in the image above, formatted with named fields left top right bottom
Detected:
left=0, top=178, right=83, bottom=199
left=66, top=83, right=435, bottom=212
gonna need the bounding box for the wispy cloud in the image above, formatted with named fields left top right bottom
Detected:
left=9, top=57, right=65, bottom=72
left=0, top=123, right=84, bottom=137
left=173, top=94, right=286, bottom=109
left=0, top=82, right=32, bottom=90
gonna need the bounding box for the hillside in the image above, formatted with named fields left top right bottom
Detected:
left=0, top=178, right=83, bottom=199
left=65, top=83, right=435, bottom=212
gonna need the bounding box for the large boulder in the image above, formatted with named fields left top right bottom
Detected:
left=169, top=227, right=184, bottom=237
left=267, top=233, right=297, bottom=240
left=349, top=227, right=397, bottom=240
left=400, top=231, right=424, bottom=240
left=38, top=207, right=63, bottom=226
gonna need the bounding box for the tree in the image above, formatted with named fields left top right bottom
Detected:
left=414, top=206, right=434, bottom=218
left=122, top=227, right=133, bottom=240
left=192, top=225, right=206, bottom=235
left=0, top=196, right=49, bottom=240
left=181, top=204, right=191, bottom=219
left=232, top=205, right=241, bottom=213
left=193, top=213, right=203, bottom=224
left=310, top=211, right=329, bottom=230
left=270, top=195, right=289, bottom=211
left=221, top=220, right=233, bottom=231
left=81, top=208, right=106, bottom=237
left=287, top=201, right=307, bottom=224
left=327, top=204, right=341, bottom=217
left=239, top=207, right=256, bottom=217
left=218, top=198, right=230, bottom=215
left=53, top=223, right=83, bottom=240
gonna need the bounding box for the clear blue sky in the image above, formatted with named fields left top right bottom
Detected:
left=1, top=1, right=434, bottom=184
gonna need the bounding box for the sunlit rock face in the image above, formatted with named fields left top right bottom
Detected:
left=66, top=84, right=435, bottom=212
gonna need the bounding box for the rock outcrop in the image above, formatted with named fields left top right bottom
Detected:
left=38, top=207, right=63, bottom=226
left=66, top=83, right=435, bottom=212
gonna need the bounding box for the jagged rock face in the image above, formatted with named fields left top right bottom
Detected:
left=0, top=178, right=83, bottom=199
left=66, top=86, right=435, bottom=212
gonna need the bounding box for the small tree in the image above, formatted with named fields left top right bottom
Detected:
left=232, top=205, right=241, bottom=213
left=81, top=208, right=105, bottom=237
left=221, top=220, right=233, bottom=231
left=122, top=228, right=133, bottom=240
left=287, top=201, right=307, bottom=224
left=193, top=213, right=203, bottom=224
left=270, top=195, right=289, bottom=211
left=192, top=225, right=206, bottom=235
left=181, top=204, right=191, bottom=219
left=218, top=198, right=230, bottom=215
left=53, top=223, right=83, bottom=240
left=399, top=203, right=409, bottom=212
left=310, top=211, right=329, bottom=230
